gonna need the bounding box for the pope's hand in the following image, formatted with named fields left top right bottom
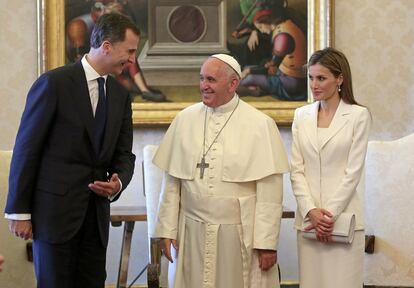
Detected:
left=256, top=249, right=277, bottom=271
left=161, top=238, right=178, bottom=263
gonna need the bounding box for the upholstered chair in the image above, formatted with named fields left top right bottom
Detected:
left=364, top=133, right=414, bottom=286
left=0, top=151, right=36, bottom=287
left=143, top=145, right=171, bottom=288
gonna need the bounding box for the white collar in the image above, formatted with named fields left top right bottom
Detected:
left=81, top=55, right=108, bottom=82
left=207, top=94, right=239, bottom=114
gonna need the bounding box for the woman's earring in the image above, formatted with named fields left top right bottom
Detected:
left=338, top=85, right=342, bottom=92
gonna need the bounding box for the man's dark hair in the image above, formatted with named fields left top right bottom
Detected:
left=90, top=13, right=140, bottom=48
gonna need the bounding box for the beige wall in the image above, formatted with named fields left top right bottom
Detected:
left=0, top=0, right=38, bottom=150
left=335, top=0, right=414, bottom=140
left=0, top=0, right=413, bottom=286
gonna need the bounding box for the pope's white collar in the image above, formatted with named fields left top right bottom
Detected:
left=207, top=94, right=239, bottom=114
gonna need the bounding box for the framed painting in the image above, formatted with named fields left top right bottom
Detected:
left=37, top=0, right=334, bottom=126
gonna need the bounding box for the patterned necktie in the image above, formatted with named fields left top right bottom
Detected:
left=94, top=77, right=107, bottom=153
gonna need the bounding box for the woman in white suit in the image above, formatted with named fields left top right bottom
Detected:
left=291, top=47, right=371, bottom=288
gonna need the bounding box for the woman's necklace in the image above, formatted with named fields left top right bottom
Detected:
left=196, top=98, right=240, bottom=179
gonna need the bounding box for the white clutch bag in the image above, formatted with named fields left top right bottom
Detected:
left=301, top=213, right=356, bottom=244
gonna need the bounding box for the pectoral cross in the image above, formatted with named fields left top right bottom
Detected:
left=196, top=157, right=209, bottom=179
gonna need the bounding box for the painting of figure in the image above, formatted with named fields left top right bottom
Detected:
left=64, top=0, right=307, bottom=104
left=229, top=0, right=307, bottom=101
left=65, top=0, right=166, bottom=102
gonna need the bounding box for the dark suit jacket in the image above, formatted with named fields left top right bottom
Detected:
left=5, top=62, right=135, bottom=246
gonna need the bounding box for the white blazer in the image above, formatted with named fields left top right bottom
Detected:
left=290, top=99, right=371, bottom=230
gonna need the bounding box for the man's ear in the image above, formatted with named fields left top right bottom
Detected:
left=101, top=40, right=112, bottom=55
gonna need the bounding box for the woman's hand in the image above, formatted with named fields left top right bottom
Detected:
left=306, top=208, right=334, bottom=242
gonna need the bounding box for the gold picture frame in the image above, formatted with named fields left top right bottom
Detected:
left=37, top=0, right=334, bottom=127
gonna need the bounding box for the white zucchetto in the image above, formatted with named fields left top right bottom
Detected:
left=210, top=54, right=242, bottom=78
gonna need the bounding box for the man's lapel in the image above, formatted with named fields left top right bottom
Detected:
left=71, top=62, right=95, bottom=149
left=100, top=76, right=120, bottom=157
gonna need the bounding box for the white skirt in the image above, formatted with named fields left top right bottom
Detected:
left=297, top=230, right=364, bottom=288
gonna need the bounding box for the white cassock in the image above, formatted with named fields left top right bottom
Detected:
left=154, top=95, right=289, bottom=288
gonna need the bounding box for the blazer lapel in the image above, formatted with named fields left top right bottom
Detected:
left=71, top=62, right=95, bottom=148
left=99, top=76, right=120, bottom=157
left=303, top=102, right=319, bottom=152
left=320, top=99, right=351, bottom=149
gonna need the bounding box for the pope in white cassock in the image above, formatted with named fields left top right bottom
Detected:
left=153, top=54, right=290, bottom=288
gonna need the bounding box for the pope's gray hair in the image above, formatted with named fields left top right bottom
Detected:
left=221, top=64, right=240, bottom=81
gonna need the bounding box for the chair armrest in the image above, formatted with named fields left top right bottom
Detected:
left=365, top=235, right=375, bottom=254
left=26, top=242, right=33, bottom=262
left=148, top=238, right=162, bottom=288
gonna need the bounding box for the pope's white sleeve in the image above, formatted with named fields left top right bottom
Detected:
left=253, top=173, right=283, bottom=250
left=154, top=173, right=181, bottom=240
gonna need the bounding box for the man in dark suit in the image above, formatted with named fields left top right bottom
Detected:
left=4, top=13, right=138, bottom=288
